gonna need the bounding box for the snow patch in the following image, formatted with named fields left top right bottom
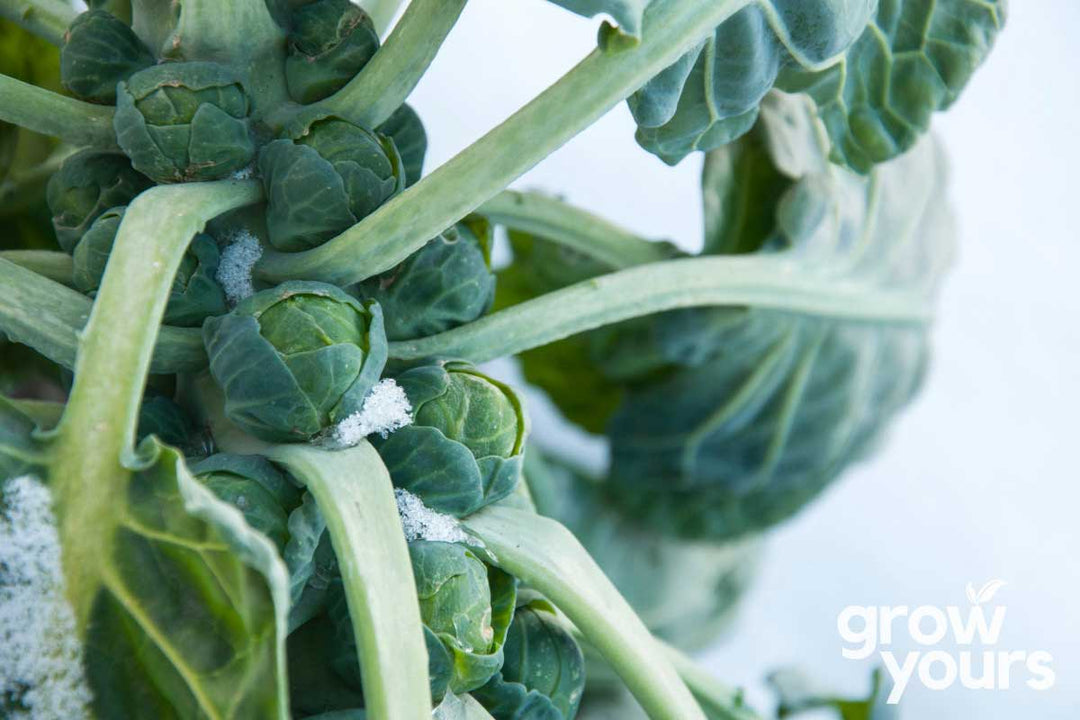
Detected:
left=332, top=379, right=413, bottom=446
left=216, top=229, right=263, bottom=305
left=0, top=475, right=92, bottom=719
left=395, top=489, right=467, bottom=544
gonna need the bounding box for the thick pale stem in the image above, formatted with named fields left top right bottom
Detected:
left=49, top=180, right=261, bottom=625
left=0, top=0, right=75, bottom=45
left=464, top=505, right=705, bottom=720
left=0, top=73, right=117, bottom=147
left=257, top=0, right=751, bottom=286
left=480, top=190, right=672, bottom=269
left=388, top=255, right=932, bottom=362
left=311, top=0, right=467, bottom=129
left=0, top=256, right=209, bottom=372
left=267, top=442, right=433, bottom=720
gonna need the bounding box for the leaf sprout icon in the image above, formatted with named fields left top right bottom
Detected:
left=966, top=579, right=1007, bottom=605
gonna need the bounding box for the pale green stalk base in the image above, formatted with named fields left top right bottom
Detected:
left=257, top=0, right=750, bottom=286
left=389, top=254, right=932, bottom=362
left=0, top=73, right=117, bottom=147
left=50, top=180, right=262, bottom=625
left=464, top=505, right=706, bottom=720
left=0, top=256, right=208, bottom=372
left=267, top=442, right=433, bottom=720
left=0, top=0, right=75, bottom=45
left=479, top=190, right=672, bottom=269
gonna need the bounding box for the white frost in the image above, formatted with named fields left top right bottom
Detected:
left=0, top=476, right=93, bottom=719
left=395, top=489, right=467, bottom=544
left=229, top=163, right=256, bottom=180
left=216, top=229, right=263, bottom=305
left=333, top=379, right=413, bottom=446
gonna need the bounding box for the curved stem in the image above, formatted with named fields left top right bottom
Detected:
left=0, top=73, right=117, bottom=147
left=0, top=249, right=73, bottom=286
left=50, top=179, right=261, bottom=625
left=0, top=257, right=209, bottom=373
left=0, top=0, right=75, bottom=45
left=310, top=0, right=467, bottom=129
left=463, top=506, right=705, bottom=720
left=659, top=643, right=760, bottom=719
left=480, top=190, right=672, bottom=269
left=267, top=442, right=433, bottom=720
left=388, top=255, right=933, bottom=362
left=361, top=0, right=408, bottom=35
left=257, top=0, right=751, bottom=286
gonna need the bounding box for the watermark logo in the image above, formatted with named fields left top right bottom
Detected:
left=837, top=580, right=1055, bottom=703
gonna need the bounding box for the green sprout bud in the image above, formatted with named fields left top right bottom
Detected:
left=259, top=117, right=405, bottom=251
left=45, top=149, right=152, bottom=253
left=203, top=281, right=388, bottom=442
left=358, top=221, right=494, bottom=341
left=285, top=0, right=380, bottom=104
left=191, top=454, right=303, bottom=550
left=474, top=592, right=587, bottom=720
left=327, top=540, right=516, bottom=700
left=71, top=215, right=228, bottom=327
left=61, top=9, right=154, bottom=104
left=373, top=362, right=527, bottom=516
left=114, top=61, right=256, bottom=183
left=375, top=103, right=426, bottom=186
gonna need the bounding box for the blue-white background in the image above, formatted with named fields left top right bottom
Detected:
left=400, top=2, right=1079, bottom=717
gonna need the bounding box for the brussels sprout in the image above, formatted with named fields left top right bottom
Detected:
left=376, top=104, right=426, bottom=187
left=473, top=592, right=586, bottom=720
left=60, top=10, right=153, bottom=103
left=45, top=149, right=152, bottom=252
left=72, top=215, right=228, bottom=327
left=71, top=205, right=124, bottom=292
left=164, top=234, right=228, bottom=327
left=358, top=221, right=494, bottom=341
left=373, top=362, right=527, bottom=516
left=259, top=117, right=405, bottom=251
left=285, top=0, right=380, bottom=104
left=136, top=393, right=213, bottom=457
left=114, top=61, right=256, bottom=183
left=191, top=453, right=302, bottom=549
left=328, top=540, right=516, bottom=700
left=203, top=281, right=388, bottom=442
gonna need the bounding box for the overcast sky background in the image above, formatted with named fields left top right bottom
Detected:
left=406, top=2, right=1080, bottom=717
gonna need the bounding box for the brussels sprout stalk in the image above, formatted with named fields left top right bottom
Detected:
left=464, top=505, right=706, bottom=720
left=479, top=190, right=672, bottom=269
left=49, top=180, right=262, bottom=624
left=0, top=0, right=75, bottom=45
left=257, top=0, right=752, bottom=286
left=0, top=249, right=73, bottom=286
left=267, top=441, right=434, bottom=720
left=300, top=0, right=468, bottom=130
left=0, top=73, right=117, bottom=147
left=389, top=253, right=934, bottom=363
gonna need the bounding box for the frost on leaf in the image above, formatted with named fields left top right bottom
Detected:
left=332, top=378, right=413, bottom=446
left=0, top=476, right=93, bottom=720
left=395, top=488, right=467, bottom=544
left=216, top=229, right=263, bottom=305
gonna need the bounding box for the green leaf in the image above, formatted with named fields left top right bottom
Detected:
left=376, top=103, right=427, bottom=187
left=74, top=439, right=291, bottom=719
left=0, top=394, right=51, bottom=478
left=285, top=0, right=381, bottom=104
left=628, top=0, right=1004, bottom=170
left=606, top=93, right=953, bottom=539
left=779, top=0, right=1006, bottom=172
left=628, top=0, right=875, bottom=165
left=769, top=667, right=898, bottom=720
left=544, top=0, right=651, bottom=40
left=60, top=10, right=154, bottom=104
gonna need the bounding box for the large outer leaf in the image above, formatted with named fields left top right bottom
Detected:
left=606, top=92, right=953, bottom=539
left=75, top=440, right=291, bottom=719
left=628, top=0, right=1003, bottom=171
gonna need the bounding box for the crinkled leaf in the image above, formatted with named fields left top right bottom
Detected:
left=67, top=439, right=291, bottom=719
left=607, top=93, right=953, bottom=539
left=376, top=104, right=427, bottom=187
